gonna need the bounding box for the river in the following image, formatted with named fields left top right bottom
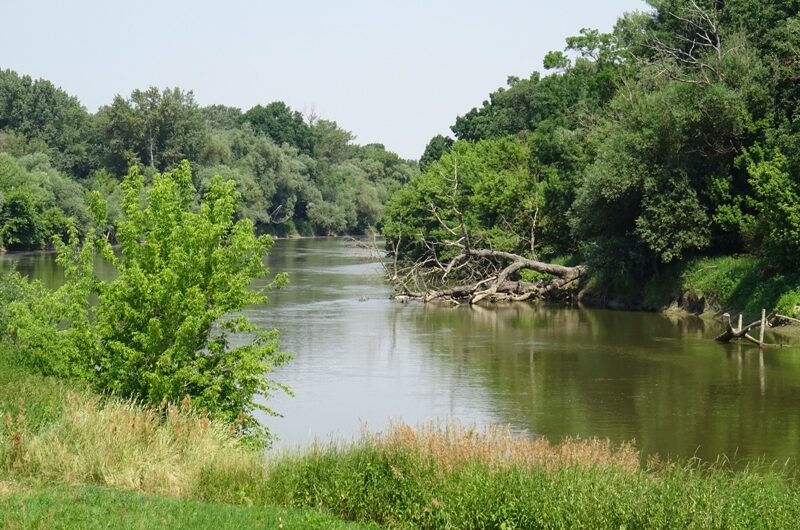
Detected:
left=2, top=238, right=800, bottom=467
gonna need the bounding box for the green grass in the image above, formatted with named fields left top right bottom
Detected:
left=0, top=349, right=373, bottom=528
left=0, top=351, right=84, bottom=433
left=257, top=426, right=800, bottom=530
left=641, top=255, right=800, bottom=319
left=0, top=483, right=375, bottom=529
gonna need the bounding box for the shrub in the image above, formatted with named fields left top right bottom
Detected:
left=4, top=161, right=289, bottom=444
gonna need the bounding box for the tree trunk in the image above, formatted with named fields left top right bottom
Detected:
left=391, top=246, right=587, bottom=305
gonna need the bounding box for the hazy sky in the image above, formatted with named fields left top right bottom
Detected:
left=2, top=0, right=647, bottom=159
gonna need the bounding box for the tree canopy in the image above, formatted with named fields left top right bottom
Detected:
left=0, top=77, right=417, bottom=249
left=396, top=0, right=800, bottom=297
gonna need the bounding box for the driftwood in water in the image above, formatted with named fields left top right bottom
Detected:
left=715, top=311, right=780, bottom=348
left=775, top=313, right=800, bottom=326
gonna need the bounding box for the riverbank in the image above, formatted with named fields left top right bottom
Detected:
left=578, top=254, right=800, bottom=325
left=2, top=346, right=799, bottom=529
left=0, top=350, right=372, bottom=529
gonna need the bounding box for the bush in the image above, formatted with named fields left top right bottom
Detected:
left=4, top=161, right=289, bottom=444
left=0, top=270, right=28, bottom=336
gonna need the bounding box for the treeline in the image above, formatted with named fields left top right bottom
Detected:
left=0, top=72, right=417, bottom=249
left=385, top=0, right=800, bottom=301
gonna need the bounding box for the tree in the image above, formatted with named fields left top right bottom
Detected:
left=746, top=148, right=800, bottom=269
left=94, top=87, right=209, bottom=174
left=6, top=161, right=289, bottom=444
left=383, top=139, right=584, bottom=304
left=241, top=102, right=315, bottom=155
left=571, top=53, right=762, bottom=278
left=230, top=127, right=319, bottom=233
left=0, top=69, right=92, bottom=176
left=450, top=30, right=625, bottom=145
left=419, top=134, right=453, bottom=171
left=93, top=161, right=289, bottom=440
left=384, top=138, right=544, bottom=262
left=0, top=153, right=91, bottom=250
left=201, top=104, right=243, bottom=130
left=311, top=119, right=355, bottom=169
left=0, top=187, right=46, bottom=249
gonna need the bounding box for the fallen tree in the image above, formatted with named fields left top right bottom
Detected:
left=715, top=311, right=781, bottom=348
left=382, top=157, right=588, bottom=305
left=388, top=240, right=588, bottom=305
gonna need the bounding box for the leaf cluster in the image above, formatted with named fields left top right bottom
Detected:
left=3, top=162, right=288, bottom=444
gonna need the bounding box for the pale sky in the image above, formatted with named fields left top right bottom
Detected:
left=2, top=0, right=647, bottom=159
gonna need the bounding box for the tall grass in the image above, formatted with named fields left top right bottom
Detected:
left=262, top=423, right=800, bottom=529
left=1, top=392, right=263, bottom=497
left=3, top=348, right=800, bottom=528
left=2, top=394, right=799, bottom=529
left=364, top=421, right=639, bottom=473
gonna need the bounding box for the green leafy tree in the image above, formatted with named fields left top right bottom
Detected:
left=92, top=161, right=289, bottom=440
left=419, top=134, right=453, bottom=171
left=6, top=161, right=289, bottom=444
left=201, top=104, right=243, bottom=131
left=0, top=153, right=90, bottom=249
left=241, top=102, right=315, bottom=155
left=0, top=69, right=92, bottom=176
left=230, top=127, right=320, bottom=233
left=0, top=187, right=46, bottom=249
left=746, top=148, right=800, bottom=268
left=94, top=87, right=209, bottom=174
left=384, top=138, right=542, bottom=260
left=311, top=119, right=355, bottom=169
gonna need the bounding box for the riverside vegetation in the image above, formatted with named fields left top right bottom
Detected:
left=0, top=74, right=417, bottom=249
left=383, top=0, right=800, bottom=315
left=3, top=0, right=800, bottom=527
left=2, top=347, right=800, bottom=529
left=2, top=169, right=800, bottom=528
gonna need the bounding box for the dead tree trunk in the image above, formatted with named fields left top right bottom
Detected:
left=388, top=164, right=586, bottom=305
left=715, top=311, right=781, bottom=348
left=391, top=246, right=587, bottom=305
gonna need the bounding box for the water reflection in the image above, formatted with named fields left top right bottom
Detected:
left=2, top=239, right=799, bottom=467
left=404, top=303, right=800, bottom=465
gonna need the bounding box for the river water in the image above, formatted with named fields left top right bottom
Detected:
left=3, top=238, right=800, bottom=466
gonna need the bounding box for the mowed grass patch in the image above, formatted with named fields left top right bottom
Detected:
left=0, top=483, right=376, bottom=530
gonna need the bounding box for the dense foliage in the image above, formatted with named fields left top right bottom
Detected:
left=386, top=0, right=800, bottom=306
left=3, top=163, right=288, bottom=443
left=0, top=70, right=417, bottom=249
left=0, top=153, right=91, bottom=249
